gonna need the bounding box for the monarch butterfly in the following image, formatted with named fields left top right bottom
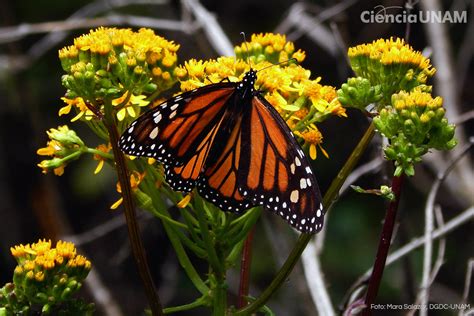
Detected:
left=119, top=68, right=324, bottom=233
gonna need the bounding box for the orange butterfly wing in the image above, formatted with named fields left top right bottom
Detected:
left=237, top=95, right=324, bottom=233
left=196, top=114, right=253, bottom=213
left=120, top=84, right=234, bottom=167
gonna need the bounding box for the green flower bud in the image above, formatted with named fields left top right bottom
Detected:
left=375, top=89, right=456, bottom=176
left=337, top=77, right=383, bottom=110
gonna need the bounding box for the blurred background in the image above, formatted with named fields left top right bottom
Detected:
left=0, top=0, right=472, bottom=314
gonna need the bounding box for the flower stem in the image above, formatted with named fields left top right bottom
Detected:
left=237, top=226, right=255, bottom=308
left=212, top=270, right=228, bottom=316
left=362, top=174, right=405, bottom=315
left=104, top=112, right=163, bottom=316
left=234, top=122, right=375, bottom=315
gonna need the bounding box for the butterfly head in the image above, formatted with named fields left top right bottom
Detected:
left=236, top=69, right=257, bottom=99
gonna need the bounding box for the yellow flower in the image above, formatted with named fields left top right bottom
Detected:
left=177, top=194, right=192, bottom=208
left=53, top=165, right=65, bottom=176
left=37, top=160, right=65, bottom=176
left=265, top=91, right=292, bottom=112
left=177, top=59, right=207, bottom=79
left=295, top=127, right=328, bottom=160
left=37, top=139, right=63, bottom=156
left=93, top=143, right=112, bottom=174
left=256, top=63, right=292, bottom=92
left=111, top=171, right=146, bottom=209
left=113, top=92, right=150, bottom=121
left=59, top=97, right=95, bottom=121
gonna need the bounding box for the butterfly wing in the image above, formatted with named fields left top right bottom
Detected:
left=120, top=82, right=237, bottom=192
left=196, top=113, right=254, bottom=213
left=119, top=83, right=235, bottom=167
left=238, top=94, right=324, bottom=233
left=163, top=111, right=228, bottom=192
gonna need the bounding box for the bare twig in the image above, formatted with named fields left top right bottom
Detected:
left=1, top=0, right=234, bottom=73
left=453, top=110, right=474, bottom=125
left=455, top=4, right=474, bottom=94
left=461, top=259, right=474, bottom=316
left=421, top=0, right=474, bottom=205
left=346, top=206, right=474, bottom=301
left=429, top=206, right=447, bottom=285
left=408, top=206, right=446, bottom=316
left=419, top=178, right=439, bottom=313
left=85, top=268, right=124, bottom=316
left=180, top=0, right=233, bottom=56
left=274, top=3, right=339, bottom=56
left=28, top=0, right=168, bottom=63
left=329, top=21, right=351, bottom=69
left=301, top=240, right=335, bottom=316
left=418, top=138, right=474, bottom=313
left=63, top=211, right=151, bottom=246
left=0, top=15, right=188, bottom=44
left=340, top=156, right=384, bottom=195
left=404, top=0, right=417, bottom=42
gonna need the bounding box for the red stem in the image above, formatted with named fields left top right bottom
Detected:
left=106, top=120, right=163, bottom=315
left=237, top=226, right=256, bottom=308
left=362, top=174, right=405, bottom=315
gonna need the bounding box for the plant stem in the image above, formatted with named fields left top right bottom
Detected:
left=234, top=122, right=375, bottom=315
left=362, top=174, right=405, bottom=315
left=104, top=116, right=163, bottom=316
left=237, top=226, right=255, bottom=308
left=213, top=270, right=227, bottom=316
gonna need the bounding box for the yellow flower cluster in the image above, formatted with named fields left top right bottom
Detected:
left=234, top=33, right=306, bottom=64
left=176, top=54, right=344, bottom=159
left=60, top=27, right=179, bottom=77
left=374, top=88, right=456, bottom=176
left=37, top=126, right=85, bottom=176
left=59, top=27, right=180, bottom=121
left=348, top=37, right=435, bottom=77
left=392, top=89, right=442, bottom=112
left=344, top=37, right=437, bottom=107
left=11, top=240, right=91, bottom=281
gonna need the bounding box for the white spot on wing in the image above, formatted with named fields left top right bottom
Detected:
left=295, top=157, right=301, bottom=166
left=149, top=127, right=159, bottom=139
left=290, top=190, right=299, bottom=203
left=300, top=178, right=307, bottom=189
left=154, top=113, right=162, bottom=124
left=170, top=103, right=179, bottom=111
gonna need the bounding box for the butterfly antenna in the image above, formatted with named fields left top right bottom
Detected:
left=240, top=32, right=252, bottom=68
left=256, top=57, right=297, bottom=73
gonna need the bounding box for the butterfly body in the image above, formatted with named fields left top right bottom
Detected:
left=119, top=69, right=324, bottom=233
